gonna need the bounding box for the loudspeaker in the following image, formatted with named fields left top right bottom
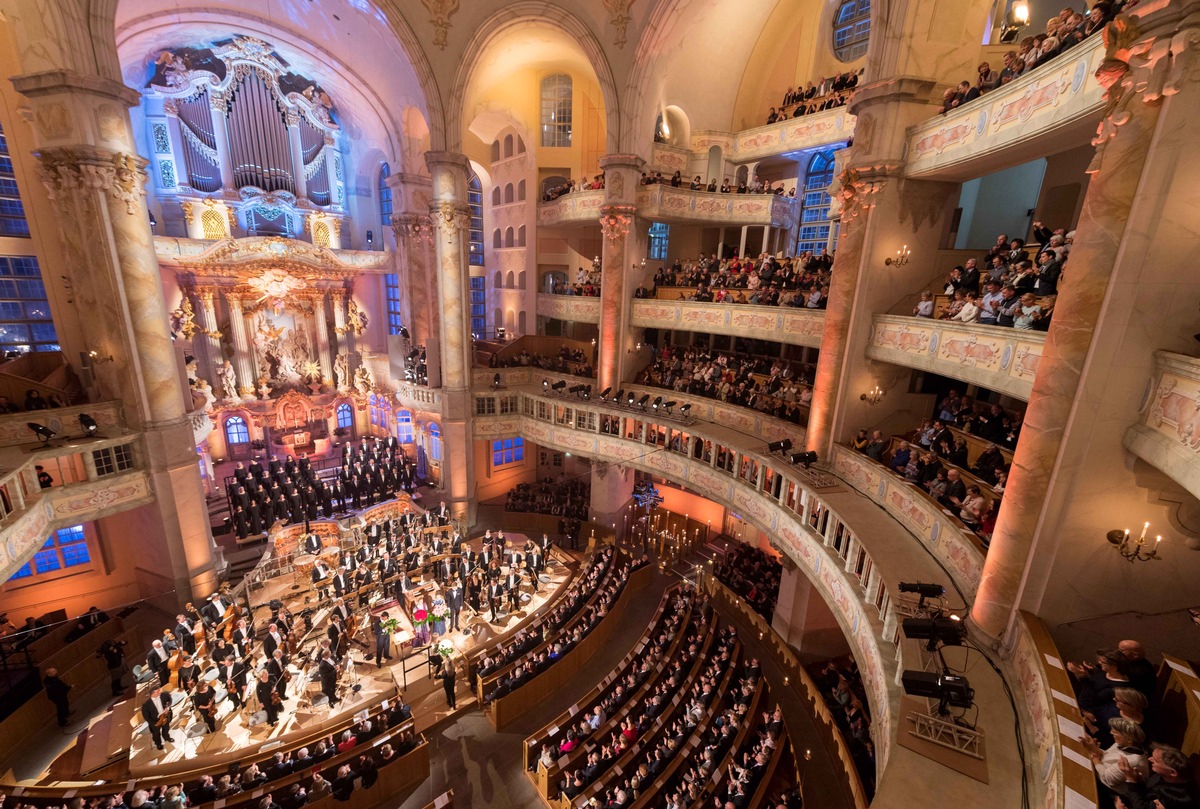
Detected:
left=901, top=670, right=942, bottom=700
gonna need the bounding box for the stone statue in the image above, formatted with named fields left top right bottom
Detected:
left=219, top=360, right=238, bottom=401
left=191, top=377, right=216, bottom=412
left=257, top=375, right=273, bottom=400
left=185, top=355, right=199, bottom=382
left=353, top=365, right=372, bottom=396
left=170, top=297, right=199, bottom=340
left=334, top=352, right=349, bottom=391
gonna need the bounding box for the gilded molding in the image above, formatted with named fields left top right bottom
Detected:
left=599, top=204, right=637, bottom=241
left=429, top=201, right=471, bottom=237
left=421, top=0, right=460, bottom=50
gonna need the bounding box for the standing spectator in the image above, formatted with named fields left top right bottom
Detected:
left=44, top=667, right=72, bottom=728
left=442, top=659, right=458, bottom=709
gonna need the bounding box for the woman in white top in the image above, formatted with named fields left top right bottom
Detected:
left=1081, top=717, right=1148, bottom=799
left=913, top=291, right=934, bottom=318
left=952, top=291, right=982, bottom=323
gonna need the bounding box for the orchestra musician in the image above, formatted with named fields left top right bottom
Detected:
left=331, top=597, right=351, bottom=625
left=311, top=556, right=333, bottom=599
left=141, top=686, right=175, bottom=750
left=263, top=623, right=287, bottom=659
left=267, top=648, right=290, bottom=701
left=318, top=650, right=340, bottom=708
left=505, top=568, right=522, bottom=612
left=256, top=669, right=281, bottom=727
left=174, top=613, right=197, bottom=655
left=302, top=532, right=322, bottom=554
left=487, top=579, right=504, bottom=622
left=328, top=612, right=345, bottom=659
left=232, top=618, right=254, bottom=658
left=332, top=566, right=352, bottom=597
left=147, top=639, right=171, bottom=686
left=218, top=655, right=248, bottom=709
left=176, top=653, right=201, bottom=691
left=193, top=680, right=218, bottom=734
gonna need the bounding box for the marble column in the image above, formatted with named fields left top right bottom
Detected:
left=225, top=294, right=257, bottom=397
left=313, top=291, right=333, bottom=386
left=196, top=289, right=223, bottom=387
left=971, top=41, right=1167, bottom=641
left=591, top=463, right=634, bottom=541
left=424, top=152, right=475, bottom=522
left=597, top=155, right=645, bottom=394
left=11, top=59, right=220, bottom=604
left=331, top=289, right=351, bottom=381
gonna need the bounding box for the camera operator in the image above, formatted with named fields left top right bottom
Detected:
left=98, top=639, right=128, bottom=697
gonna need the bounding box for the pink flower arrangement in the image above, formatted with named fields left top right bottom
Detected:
left=413, top=609, right=429, bottom=624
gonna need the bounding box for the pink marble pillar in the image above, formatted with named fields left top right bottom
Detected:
left=971, top=50, right=1165, bottom=640
left=597, top=155, right=645, bottom=394
left=425, top=152, right=473, bottom=392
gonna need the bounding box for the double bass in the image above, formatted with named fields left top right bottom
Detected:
left=184, top=602, right=211, bottom=657
left=218, top=587, right=243, bottom=642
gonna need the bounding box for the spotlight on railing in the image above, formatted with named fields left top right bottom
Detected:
left=28, top=422, right=57, bottom=447
left=79, top=413, right=100, bottom=437
left=651, top=396, right=663, bottom=411
left=663, top=401, right=677, bottom=416
left=492, top=373, right=502, bottom=390
left=551, top=380, right=567, bottom=392
left=626, top=391, right=636, bottom=407
left=789, top=451, right=818, bottom=468
left=637, top=394, right=651, bottom=411
left=766, top=438, right=793, bottom=454
left=598, top=387, right=613, bottom=402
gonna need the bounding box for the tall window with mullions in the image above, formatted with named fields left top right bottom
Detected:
left=797, top=150, right=836, bottom=255
left=469, top=276, right=486, bottom=335
left=468, top=173, right=484, bottom=266
left=0, top=256, right=59, bottom=354
left=385, top=273, right=403, bottom=335
left=0, top=120, right=30, bottom=238
left=832, top=0, right=871, bottom=62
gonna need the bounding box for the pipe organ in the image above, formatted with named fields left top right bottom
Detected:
left=143, top=36, right=345, bottom=242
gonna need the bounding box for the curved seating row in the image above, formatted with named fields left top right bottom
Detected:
left=524, top=585, right=703, bottom=795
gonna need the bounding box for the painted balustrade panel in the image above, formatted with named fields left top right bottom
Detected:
left=905, top=36, right=1105, bottom=179
left=536, top=189, right=606, bottom=226
left=633, top=185, right=799, bottom=227
left=630, top=299, right=825, bottom=348
left=1124, top=351, right=1200, bottom=504
left=832, top=446, right=985, bottom=595
left=535, top=293, right=601, bottom=324
left=867, top=315, right=1044, bottom=401
left=731, top=108, right=854, bottom=163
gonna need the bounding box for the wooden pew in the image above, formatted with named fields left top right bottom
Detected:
left=485, top=561, right=653, bottom=730
left=1156, top=653, right=1200, bottom=760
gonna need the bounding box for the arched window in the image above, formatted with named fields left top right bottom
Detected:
left=224, top=416, right=249, bottom=445
left=504, top=183, right=514, bottom=204
left=312, top=220, right=331, bottom=247
left=493, top=229, right=502, bottom=249
left=518, top=226, right=526, bottom=247
left=378, top=162, right=392, bottom=226
left=506, top=271, right=515, bottom=288
left=201, top=208, right=227, bottom=240
left=540, top=74, right=573, bottom=148
left=429, top=423, right=442, bottom=462
left=516, top=136, right=526, bottom=154
left=494, top=270, right=503, bottom=288
left=336, top=402, right=353, bottom=429
left=468, top=173, right=484, bottom=266
left=490, top=140, right=501, bottom=162
left=517, top=270, right=527, bottom=288
left=798, top=150, right=837, bottom=255
left=518, top=310, right=527, bottom=335
left=492, top=187, right=501, bottom=206
left=397, top=410, right=414, bottom=443
left=833, top=0, right=871, bottom=61
left=504, top=227, right=514, bottom=248
left=503, top=135, right=514, bottom=158
left=518, top=180, right=526, bottom=200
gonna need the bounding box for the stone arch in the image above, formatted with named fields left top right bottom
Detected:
left=446, top=3, right=621, bottom=154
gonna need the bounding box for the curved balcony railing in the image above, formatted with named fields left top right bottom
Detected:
left=631, top=299, right=825, bottom=348
left=867, top=314, right=1045, bottom=401
left=633, top=184, right=800, bottom=227
left=904, top=35, right=1105, bottom=179
left=536, top=293, right=602, bottom=324
left=537, top=189, right=607, bottom=226
left=726, top=106, right=855, bottom=163
left=1124, top=350, right=1200, bottom=504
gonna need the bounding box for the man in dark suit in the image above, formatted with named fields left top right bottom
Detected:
left=173, top=614, right=197, bottom=655
left=256, top=669, right=280, bottom=726
left=218, top=655, right=248, bottom=709
left=303, top=532, right=322, bottom=554
left=371, top=612, right=393, bottom=667
left=332, top=567, right=352, bottom=597
left=44, top=667, right=72, bottom=727
left=266, top=751, right=293, bottom=781
left=445, top=578, right=464, bottom=632
left=312, top=557, right=333, bottom=599
left=487, top=581, right=505, bottom=622
left=141, top=686, right=174, bottom=750
left=262, top=623, right=286, bottom=659
left=319, top=650, right=340, bottom=707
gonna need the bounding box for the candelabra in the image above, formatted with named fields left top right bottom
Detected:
left=1106, top=522, right=1162, bottom=563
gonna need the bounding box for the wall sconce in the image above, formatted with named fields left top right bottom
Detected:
left=884, top=245, right=911, bottom=267
left=1012, top=0, right=1030, bottom=23
left=1107, top=522, right=1162, bottom=563
left=628, top=342, right=643, bottom=353
left=88, top=350, right=114, bottom=365
left=860, top=386, right=884, bottom=405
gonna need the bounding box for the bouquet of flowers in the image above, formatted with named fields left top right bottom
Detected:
left=435, top=639, right=454, bottom=659
left=381, top=617, right=401, bottom=634
left=412, top=608, right=429, bottom=626
left=431, top=599, right=448, bottom=622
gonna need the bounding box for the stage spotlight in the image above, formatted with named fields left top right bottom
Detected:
left=543, top=379, right=550, bottom=391
left=766, top=438, right=793, bottom=454
left=679, top=403, right=692, bottom=415
left=652, top=396, right=663, bottom=410
left=901, top=670, right=975, bottom=712
left=637, top=394, right=651, bottom=411
left=79, top=413, right=99, bottom=436
left=492, top=373, right=502, bottom=390
left=663, top=401, right=676, bottom=415
left=789, top=450, right=819, bottom=468
left=899, top=582, right=946, bottom=599
left=599, top=387, right=613, bottom=401
left=399, top=326, right=411, bottom=339
left=582, top=386, right=592, bottom=400
left=28, top=422, right=56, bottom=446
left=627, top=392, right=636, bottom=406
left=902, top=616, right=967, bottom=651
left=551, top=380, right=567, bottom=392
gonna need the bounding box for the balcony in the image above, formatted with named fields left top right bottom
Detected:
left=866, top=315, right=1046, bottom=401
left=537, top=189, right=607, bottom=227
left=729, top=107, right=855, bottom=163
left=154, top=235, right=394, bottom=271
left=536, top=293, right=601, bottom=325
left=633, top=185, right=800, bottom=228
left=630, top=299, right=825, bottom=348
left=904, top=35, right=1105, bottom=179
left=0, top=404, right=153, bottom=579
left=1124, top=351, right=1200, bottom=504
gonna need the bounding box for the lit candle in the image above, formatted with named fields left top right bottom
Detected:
left=1140, top=521, right=1149, bottom=542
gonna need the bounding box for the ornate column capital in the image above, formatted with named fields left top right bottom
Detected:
left=391, top=212, right=435, bottom=245
left=424, top=151, right=471, bottom=173
left=37, top=147, right=149, bottom=214
left=832, top=167, right=888, bottom=221
left=599, top=204, right=637, bottom=241
left=429, top=201, right=471, bottom=238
